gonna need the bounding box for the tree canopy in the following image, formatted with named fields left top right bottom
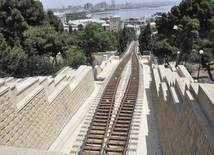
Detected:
left=154, top=0, right=214, bottom=80
left=139, top=23, right=152, bottom=53
left=0, top=0, right=136, bottom=77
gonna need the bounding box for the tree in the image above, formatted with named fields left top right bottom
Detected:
left=23, top=26, right=60, bottom=56
left=17, top=0, right=45, bottom=26
left=139, top=23, right=152, bottom=53
left=0, top=0, right=74, bottom=77
left=78, top=24, right=84, bottom=31
left=64, top=46, right=87, bottom=68
left=152, top=38, right=178, bottom=64
left=176, top=16, right=200, bottom=63
left=155, top=0, right=214, bottom=81
left=46, top=10, right=64, bottom=32
left=200, top=17, right=214, bottom=81
left=116, top=27, right=136, bottom=54
left=69, top=25, right=73, bottom=33
left=0, top=33, right=28, bottom=77
left=81, top=23, right=117, bottom=65
left=0, top=0, right=46, bottom=46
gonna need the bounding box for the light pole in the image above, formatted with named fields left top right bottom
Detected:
left=197, top=50, right=203, bottom=81
left=175, top=51, right=180, bottom=67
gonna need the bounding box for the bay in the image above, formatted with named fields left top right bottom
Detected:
left=92, top=5, right=174, bottom=19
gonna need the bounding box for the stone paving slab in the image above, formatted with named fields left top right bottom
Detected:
left=0, top=145, right=68, bottom=155
left=137, top=59, right=162, bottom=155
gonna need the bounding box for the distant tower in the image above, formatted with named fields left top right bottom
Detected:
left=111, top=0, right=115, bottom=8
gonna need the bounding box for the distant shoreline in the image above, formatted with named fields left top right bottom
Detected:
left=92, top=5, right=173, bottom=19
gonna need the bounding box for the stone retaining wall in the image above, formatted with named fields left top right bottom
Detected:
left=151, top=65, right=214, bottom=154
left=0, top=66, right=94, bottom=150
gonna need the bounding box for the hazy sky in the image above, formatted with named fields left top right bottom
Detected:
left=39, top=0, right=179, bottom=9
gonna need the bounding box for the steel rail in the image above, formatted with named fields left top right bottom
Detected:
left=78, top=44, right=135, bottom=155
left=102, top=48, right=139, bottom=154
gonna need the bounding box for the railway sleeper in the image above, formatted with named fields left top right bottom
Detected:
left=117, top=113, right=133, bottom=117
left=89, top=130, right=105, bottom=134
left=111, top=131, right=128, bottom=136
left=96, top=108, right=113, bottom=111
left=86, top=135, right=104, bottom=139
left=81, top=151, right=99, bottom=155
left=83, top=146, right=101, bottom=151
left=97, top=105, right=112, bottom=108
left=91, top=126, right=107, bottom=130
left=120, top=107, right=135, bottom=110
left=97, top=109, right=114, bottom=112
left=113, top=128, right=129, bottom=132
left=85, top=139, right=104, bottom=145
left=114, top=120, right=131, bottom=123
left=91, top=122, right=109, bottom=127
left=94, top=114, right=112, bottom=118
left=114, top=124, right=130, bottom=128
left=124, top=95, right=136, bottom=98
left=93, top=119, right=108, bottom=123
left=95, top=112, right=110, bottom=116
left=117, top=116, right=132, bottom=119
left=107, top=140, right=126, bottom=146
left=100, top=100, right=115, bottom=103
left=119, top=111, right=133, bottom=114
left=105, top=146, right=124, bottom=152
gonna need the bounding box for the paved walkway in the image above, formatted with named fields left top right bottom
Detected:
left=137, top=59, right=162, bottom=155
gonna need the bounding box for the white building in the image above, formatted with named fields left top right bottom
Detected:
left=54, top=12, right=66, bottom=24
left=110, top=15, right=124, bottom=32
left=102, top=23, right=110, bottom=30
left=68, top=19, right=106, bottom=30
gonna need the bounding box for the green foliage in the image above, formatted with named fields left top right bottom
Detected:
left=185, top=62, right=197, bottom=74
left=23, top=26, right=60, bottom=56
left=0, top=33, right=55, bottom=77
left=0, top=0, right=45, bottom=46
left=152, top=38, right=178, bottom=63
left=78, top=24, right=84, bottom=31
left=69, top=25, right=73, bottom=33
left=139, top=23, right=152, bottom=53
left=155, top=0, right=213, bottom=60
left=65, top=46, right=87, bottom=68
left=176, top=17, right=200, bottom=62
left=116, top=27, right=136, bottom=54
left=155, top=0, right=214, bottom=80
left=0, top=1, right=121, bottom=77
left=26, top=55, right=54, bottom=77
left=66, top=12, right=88, bottom=21
left=81, top=23, right=117, bottom=62
left=16, top=0, right=45, bottom=26
left=0, top=46, right=28, bottom=77
left=46, top=10, right=64, bottom=32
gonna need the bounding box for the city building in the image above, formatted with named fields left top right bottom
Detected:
left=102, top=23, right=110, bottom=30
left=110, top=15, right=124, bottom=32
left=54, top=12, right=66, bottom=24
left=84, top=3, right=93, bottom=10
left=68, top=19, right=106, bottom=30
left=94, top=2, right=108, bottom=10
left=111, top=0, right=116, bottom=9
left=126, top=2, right=132, bottom=8
left=68, top=5, right=72, bottom=10
left=142, top=22, right=156, bottom=28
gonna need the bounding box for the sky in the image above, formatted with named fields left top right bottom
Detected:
left=39, top=0, right=179, bottom=9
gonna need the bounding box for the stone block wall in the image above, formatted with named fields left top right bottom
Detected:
left=94, top=56, right=119, bottom=77
left=151, top=65, right=214, bottom=155
left=0, top=66, right=94, bottom=150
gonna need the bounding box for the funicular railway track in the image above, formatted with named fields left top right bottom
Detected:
left=78, top=42, right=139, bottom=155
